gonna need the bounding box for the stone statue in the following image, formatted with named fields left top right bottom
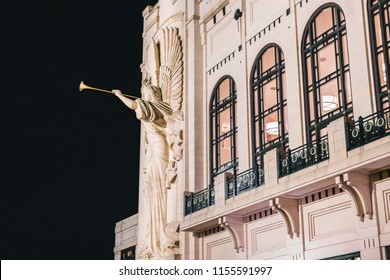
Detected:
left=113, top=28, right=183, bottom=259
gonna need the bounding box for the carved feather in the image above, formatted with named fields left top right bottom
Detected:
left=159, top=28, right=183, bottom=111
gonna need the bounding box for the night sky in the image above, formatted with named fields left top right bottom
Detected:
left=2, top=0, right=157, bottom=260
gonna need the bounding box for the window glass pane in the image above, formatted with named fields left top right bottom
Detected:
left=310, top=130, right=316, bottom=143
left=283, top=106, right=289, bottom=134
left=253, top=67, right=258, bottom=79
left=219, top=138, right=231, bottom=166
left=377, top=52, right=387, bottom=87
left=386, top=8, right=390, bottom=40
left=235, top=131, right=239, bottom=159
left=308, top=91, right=315, bottom=122
left=264, top=111, right=279, bottom=144
left=319, top=78, right=339, bottom=115
left=305, top=32, right=310, bottom=46
left=342, top=34, right=350, bottom=66
left=282, top=72, right=287, bottom=100
left=255, top=120, right=260, bottom=149
left=306, top=56, right=313, bottom=86
left=315, top=7, right=333, bottom=38
left=219, top=107, right=231, bottom=137
left=339, top=9, right=345, bottom=22
left=219, top=78, right=230, bottom=101
left=374, top=13, right=383, bottom=46
left=383, top=97, right=389, bottom=109
left=317, top=43, right=337, bottom=80
left=344, top=71, right=352, bottom=104
left=213, top=146, right=216, bottom=170
left=254, top=88, right=259, bottom=116
left=263, top=78, right=278, bottom=111
left=261, top=47, right=276, bottom=72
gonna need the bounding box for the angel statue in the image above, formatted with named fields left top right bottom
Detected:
left=113, top=27, right=183, bottom=259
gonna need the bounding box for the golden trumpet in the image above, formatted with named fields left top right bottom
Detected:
left=79, top=81, right=139, bottom=99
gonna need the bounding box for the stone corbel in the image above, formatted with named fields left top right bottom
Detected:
left=335, top=173, right=373, bottom=221
left=269, top=197, right=299, bottom=238
left=218, top=215, right=244, bottom=253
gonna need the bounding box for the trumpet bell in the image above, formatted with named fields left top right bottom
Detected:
left=79, top=81, right=87, bottom=92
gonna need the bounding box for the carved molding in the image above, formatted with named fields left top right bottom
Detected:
left=269, top=197, right=300, bottom=238
left=335, top=173, right=373, bottom=221
left=218, top=215, right=245, bottom=253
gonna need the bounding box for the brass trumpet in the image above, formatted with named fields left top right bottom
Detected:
left=79, top=81, right=139, bottom=99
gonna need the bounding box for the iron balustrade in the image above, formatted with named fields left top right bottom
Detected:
left=226, top=165, right=264, bottom=199
left=184, top=185, right=215, bottom=215
left=346, top=108, right=390, bottom=150
left=279, top=135, right=329, bottom=177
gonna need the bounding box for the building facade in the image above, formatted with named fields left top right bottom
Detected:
left=115, top=0, right=390, bottom=260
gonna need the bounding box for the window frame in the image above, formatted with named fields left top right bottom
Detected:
left=368, top=0, right=390, bottom=111
left=250, top=44, right=289, bottom=169
left=209, top=76, right=239, bottom=184
left=302, top=3, right=353, bottom=144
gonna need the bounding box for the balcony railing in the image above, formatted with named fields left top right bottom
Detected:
left=279, top=135, right=329, bottom=177
left=226, top=165, right=264, bottom=199
left=346, top=107, right=390, bottom=150
left=184, top=185, right=215, bottom=215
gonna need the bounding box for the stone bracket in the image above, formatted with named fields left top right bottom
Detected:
left=335, top=173, right=373, bottom=221
left=269, top=197, right=299, bottom=238
left=218, top=215, right=244, bottom=253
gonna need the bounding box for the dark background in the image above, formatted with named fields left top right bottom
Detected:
left=1, top=0, right=157, bottom=259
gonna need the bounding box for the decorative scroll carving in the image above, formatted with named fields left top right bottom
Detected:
left=269, top=197, right=299, bottom=238
left=218, top=215, right=245, bottom=253
left=335, top=173, right=373, bottom=221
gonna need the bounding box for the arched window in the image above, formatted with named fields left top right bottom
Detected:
left=251, top=45, right=288, bottom=168
left=302, top=5, right=353, bottom=143
left=210, top=77, right=239, bottom=182
left=368, top=0, right=390, bottom=111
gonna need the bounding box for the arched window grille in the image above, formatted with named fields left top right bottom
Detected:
left=368, top=0, right=390, bottom=111
left=210, top=77, right=239, bottom=183
left=302, top=4, right=353, bottom=143
left=251, top=44, right=288, bottom=168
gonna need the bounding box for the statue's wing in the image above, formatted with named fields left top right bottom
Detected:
left=159, top=28, right=183, bottom=111
left=146, top=38, right=160, bottom=88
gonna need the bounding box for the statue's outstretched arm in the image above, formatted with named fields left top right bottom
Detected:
left=113, top=89, right=137, bottom=110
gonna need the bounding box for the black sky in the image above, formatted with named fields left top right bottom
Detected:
left=2, top=0, right=157, bottom=259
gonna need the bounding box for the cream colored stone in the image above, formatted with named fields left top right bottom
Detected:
left=114, top=0, right=390, bottom=260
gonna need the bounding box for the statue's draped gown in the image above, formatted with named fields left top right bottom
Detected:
left=134, top=98, right=177, bottom=258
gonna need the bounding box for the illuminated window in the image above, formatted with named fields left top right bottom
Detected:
left=368, top=0, right=390, bottom=111
left=386, top=246, right=390, bottom=260
left=322, top=252, right=361, bottom=260
left=302, top=5, right=353, bottom=143
left=121, top=246, right=136, bottom=260
left=210, top=77, right=239, bottom=182
left=251, top=44, right=288, bottom=168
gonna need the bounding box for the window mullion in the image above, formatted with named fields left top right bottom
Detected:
left=378, top=2, right=390, bottom=107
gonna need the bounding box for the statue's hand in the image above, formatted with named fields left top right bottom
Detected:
left=112, top=89, right=123, bottom=97
left=113, top=89, right=137, bottom=110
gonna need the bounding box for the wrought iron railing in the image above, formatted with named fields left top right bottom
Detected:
left=226, top=165, right=264, bottom=199
left=279, top=135, right=329, bottom=177
left=184, top=185, right=215, bottom=215
left=346, top=107, right=390, bottom=150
